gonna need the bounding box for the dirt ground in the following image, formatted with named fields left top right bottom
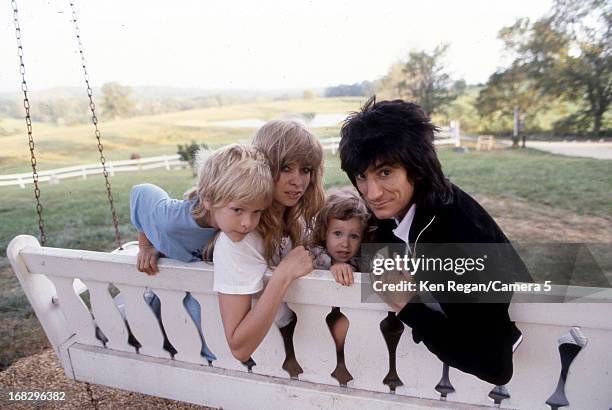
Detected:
left=0, top=349, right=206, bottom=409
left=474, top=195, right=612, bottom=243
left=1, top=194, right=610, bottom=409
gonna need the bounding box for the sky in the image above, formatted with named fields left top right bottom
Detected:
left=1, top=0, right=554, bottom=93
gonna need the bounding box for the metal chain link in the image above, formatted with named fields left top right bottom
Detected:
left=12, top=0, right=46, bottom=245
left=69, top=0, right=122, bottom=249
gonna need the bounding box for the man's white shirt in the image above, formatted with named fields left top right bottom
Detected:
left=392, top=203, right=444, bottom=314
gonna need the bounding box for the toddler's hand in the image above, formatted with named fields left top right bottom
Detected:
left=137, top=245, right=161, bottom=275
left=331, top=263, right=355, bottom=286
left=276, top=246, right=313, bottom=281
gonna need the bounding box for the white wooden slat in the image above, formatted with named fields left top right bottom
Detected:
left=82, top=280, right=135, bottom=353
left=341, top=308, right=389, bottom=392
left=116, top=285, right=170, bottom=359
left=250, top=320, right=287, bottom=378
left=395, top=329, right=446, bottom=401
left=442, top=365, right=494, bottom=407
left=505, top=323, right=567, bottom=409
left=19, top=247, right=219, bottom=295
left=155, top=289, right=206, bottom=364
left=69, top=344, right=470, bottom=410
left=288, top=303, right=337, bottom=385
left=192, top=292, right=245, bottom=371
left=6, top=235, right=75, bottom=370
left=46, top=275, right=103, bottom=347
left=563, top=327, right=612, bottom=410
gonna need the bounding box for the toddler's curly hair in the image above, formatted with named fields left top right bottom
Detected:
left=310, top=187, right=371, bottom=249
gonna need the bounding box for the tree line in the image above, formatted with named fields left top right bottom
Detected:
left=325, top=0, right=610, bottom=137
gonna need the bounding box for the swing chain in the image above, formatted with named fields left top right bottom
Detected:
left=69, top=1, right=122, bottom=249
left=12, top=0, right=46, bottom=246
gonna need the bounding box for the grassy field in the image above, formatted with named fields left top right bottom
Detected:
left=0, top=97, right=365, bottom=174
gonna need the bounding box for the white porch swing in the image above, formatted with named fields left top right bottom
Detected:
left=6, top=1, right=612, bottom=409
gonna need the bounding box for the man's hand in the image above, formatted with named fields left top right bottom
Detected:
left=371, top=267, right=417, bottom=312
left=331, top=263, right=355, bottom=286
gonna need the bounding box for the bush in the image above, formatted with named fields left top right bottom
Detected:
left=177, top=141, right=209, bottom=176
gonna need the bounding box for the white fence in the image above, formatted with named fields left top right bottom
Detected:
left=435, top=120, right=461, bottom=147
left=7, top=235, right=612, bottom=409
left=0, top=154, right=186, bottom=188
left=2, top=122, right=462, bottom=187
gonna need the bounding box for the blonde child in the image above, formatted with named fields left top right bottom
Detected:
left=125, top=144, right=300, bottom=362
left=213, top=120, right=324, bottom=373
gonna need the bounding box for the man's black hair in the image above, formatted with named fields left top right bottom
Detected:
left=339, top=96, right=453, bottom=209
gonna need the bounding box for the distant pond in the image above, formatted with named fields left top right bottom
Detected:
left=209, top=113, right=348, bottom=129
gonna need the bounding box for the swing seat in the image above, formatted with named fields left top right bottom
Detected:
left=7, top=235, right=612, bottom=409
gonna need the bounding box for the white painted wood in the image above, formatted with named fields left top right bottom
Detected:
left=46, top=275, right=103, bottom=347
left=562, top=327, right=612, bottom=410
left=505, top=322, right=565, bottom=409
left=395, top=329, right=444, bottom=401
left=444, top=365, right=497, bottom=407
left=81, top=279, right=135, bottom=353
left=7, top=236, right=612, bottom=409
left=289, top=303, right=337, bottom=385
left=250, top=318, right=287, bottom=378
left=153, top=289, right=205, bottom=364
left=18, top=246, right=216, bottom=294
left=193, top=292, right=246, bottom=371
left=116, top=284, right=170, bottom=359
left=6, top=236, right=74, bottom=372
left=69, top=343, right=474, bottom=410
left=510, top=302, right=612, bottom=330
left=0, top=154, right=184, bottom=187
left=342, top=307, right=389, bottom=392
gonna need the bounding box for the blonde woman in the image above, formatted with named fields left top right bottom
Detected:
left=213, top=120, right=325, bottom=367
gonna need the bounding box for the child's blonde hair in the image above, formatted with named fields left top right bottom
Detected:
left=189, top=144, right=274, bottom=219
left=310, top=187, right=371, bottom=249
left=252, top=120, right=325, bottom=263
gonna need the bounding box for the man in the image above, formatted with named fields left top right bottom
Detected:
left=339, top=97, right=530, bottom=385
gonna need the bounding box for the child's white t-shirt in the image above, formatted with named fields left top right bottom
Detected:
left=213, top=231, right=272, bottom=294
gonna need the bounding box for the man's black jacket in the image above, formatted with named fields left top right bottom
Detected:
left=373, top=183, right=531, bottom=385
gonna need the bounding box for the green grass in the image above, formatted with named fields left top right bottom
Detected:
left=438, top=147, right=612, bottom=217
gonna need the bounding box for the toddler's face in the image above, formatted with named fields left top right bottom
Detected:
left=326, top=217, right=364, bottom=263
left=210, top=199, right=267, bottom=242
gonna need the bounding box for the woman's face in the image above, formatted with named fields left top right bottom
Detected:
left=273, top=162, right=312, bottom=208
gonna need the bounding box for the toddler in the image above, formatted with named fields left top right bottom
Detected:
left=310, top=187, right=371, bottom=283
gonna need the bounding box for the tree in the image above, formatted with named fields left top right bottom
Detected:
left=101, top=82, right=135, bottom=119
left=477, top=19, right=554, bottom=145
left=378, top=44, right=462, bottom=116
left=324, top=81, right=374, bottom=97
left=178, top=141, right=209, bottom=176
left=489, top=0, right=611, bottom=136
